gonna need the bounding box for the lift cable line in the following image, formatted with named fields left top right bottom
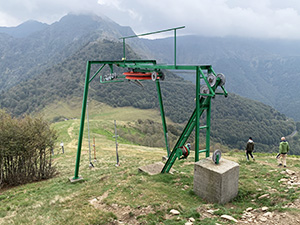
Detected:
left=70, top=26, right=228, bottom=182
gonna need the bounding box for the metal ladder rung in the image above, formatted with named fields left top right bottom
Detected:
left=199, top=149, right=208, bottom=153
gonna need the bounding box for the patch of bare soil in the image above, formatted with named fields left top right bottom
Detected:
left=89, top=191, right=156, bottom=224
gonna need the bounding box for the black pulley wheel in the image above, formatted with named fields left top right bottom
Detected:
left=212, top=149, right=222, bottom=164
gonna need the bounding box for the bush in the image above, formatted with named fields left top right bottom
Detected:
left=0, top=110, right=58, bottom=188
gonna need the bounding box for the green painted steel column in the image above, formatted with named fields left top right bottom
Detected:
left=156, top=80, right=170, bottom=156
left=195, top=67, right=200, bottom=162
left=206, top=98, right=212, bottom=158
left=72, top=61, right=91, bottom=180
left=174, top=29, right=177, bottom=67
left=122, top=38, right=126, bottom=60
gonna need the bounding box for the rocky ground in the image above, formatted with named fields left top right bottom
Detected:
left=88, top=168, right=300, bottom=225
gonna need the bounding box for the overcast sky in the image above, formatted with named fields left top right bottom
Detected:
left=1, top=0, right=300, bottom=40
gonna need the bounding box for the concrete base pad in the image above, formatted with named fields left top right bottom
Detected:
left=138, top=162, right=174, bottom=175
left=194, top=158, right=239, bottom=204
left=69, top=176, right=84, bottom=183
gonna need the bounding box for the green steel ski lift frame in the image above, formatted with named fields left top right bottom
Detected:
left=70, top=26, right=228, bottom=182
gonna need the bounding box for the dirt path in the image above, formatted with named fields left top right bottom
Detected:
left=67, top=122, right=74, bottom=139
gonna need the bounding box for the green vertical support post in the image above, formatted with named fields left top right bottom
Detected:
left=174, top=29, right=177, bottom=67
left=71, top=61, right=91, bottom=181
left=195, top=67, right=200, bottom=162
left=156, top=80, right=170, bottom=156
left=122, top=38, right=126, bottom=60
left=206, top=99, right=211, bottom=158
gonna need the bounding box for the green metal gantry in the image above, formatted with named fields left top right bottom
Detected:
left=70, top=27, right=228, bottom=182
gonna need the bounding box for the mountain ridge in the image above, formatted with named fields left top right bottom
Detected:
left=0, top=20, right=49, bottom=38
left=0, top=13, right=297, bottom=153
left=0, top=13, right=135, bottom=91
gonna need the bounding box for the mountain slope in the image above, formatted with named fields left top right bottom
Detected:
left=0, top=13, right=135, bottom=91
left=138, top=35, right=300, bottom=121
left=1, top=14, right=300, bottom=122
left=0, top=36, right=294, bottom=153
left=0, top=13, right=296, bottom=153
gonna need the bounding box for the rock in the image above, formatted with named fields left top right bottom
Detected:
left=207, top=209, right=215, bottom=214
left=279, top=178, right=289, bottom=183
left=246, top=207, right=253, bottom=212
left=258, top=194, right=269, bottom=199
left=262, top=206, right=269, bottom=211
left=286, top=169, right=296, bottom=175
left=263, top=212, right=273, bottom=218
left=185, top=222, right=193, bottom=225
left=89, top=198, right=97, bottom=205
left=259, top=216, right=268, bottom=222
left=189, top=217, right=195, bottom=222
left=221, top=215, right=238, bottom=223
left=112, top=203, right=118, bottom=208
left=170, top=209, right=180, bottom=215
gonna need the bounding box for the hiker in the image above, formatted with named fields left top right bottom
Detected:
left=277, top=137, right=289, bottom=167
left=245, top=137, right=255, bottom=161
left=60, top=141, right=64, bottom=154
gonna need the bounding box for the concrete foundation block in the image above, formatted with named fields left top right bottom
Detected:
left=193, top=158, right=239, bottom=204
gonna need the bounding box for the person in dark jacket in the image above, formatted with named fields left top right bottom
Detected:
left=277, top=137, right=289, bottom=167
left=245, top=137, right=255, bottom=161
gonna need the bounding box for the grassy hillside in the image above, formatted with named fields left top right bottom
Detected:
left=1, top=107, right=300, bottom=224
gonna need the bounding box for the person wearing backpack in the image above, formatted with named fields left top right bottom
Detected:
left=245, top=137, right=255, bottom=161
left=278, top=137, right=289, bottom=167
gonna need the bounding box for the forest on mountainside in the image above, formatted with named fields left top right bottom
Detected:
left=0, top=38, right=295, bottom=153
left=140, top=35, right=300, bottom=121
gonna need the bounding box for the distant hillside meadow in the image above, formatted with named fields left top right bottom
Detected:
left=0, top=13, right=300, bottom=154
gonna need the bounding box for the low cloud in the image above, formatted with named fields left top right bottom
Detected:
left=1, top=0, right=300, bottom=40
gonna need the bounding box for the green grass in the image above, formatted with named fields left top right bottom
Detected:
left=1, top=105, right=300, bottom=224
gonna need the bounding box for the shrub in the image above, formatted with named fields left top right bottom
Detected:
left=0, top=110, right=57, bottom=187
